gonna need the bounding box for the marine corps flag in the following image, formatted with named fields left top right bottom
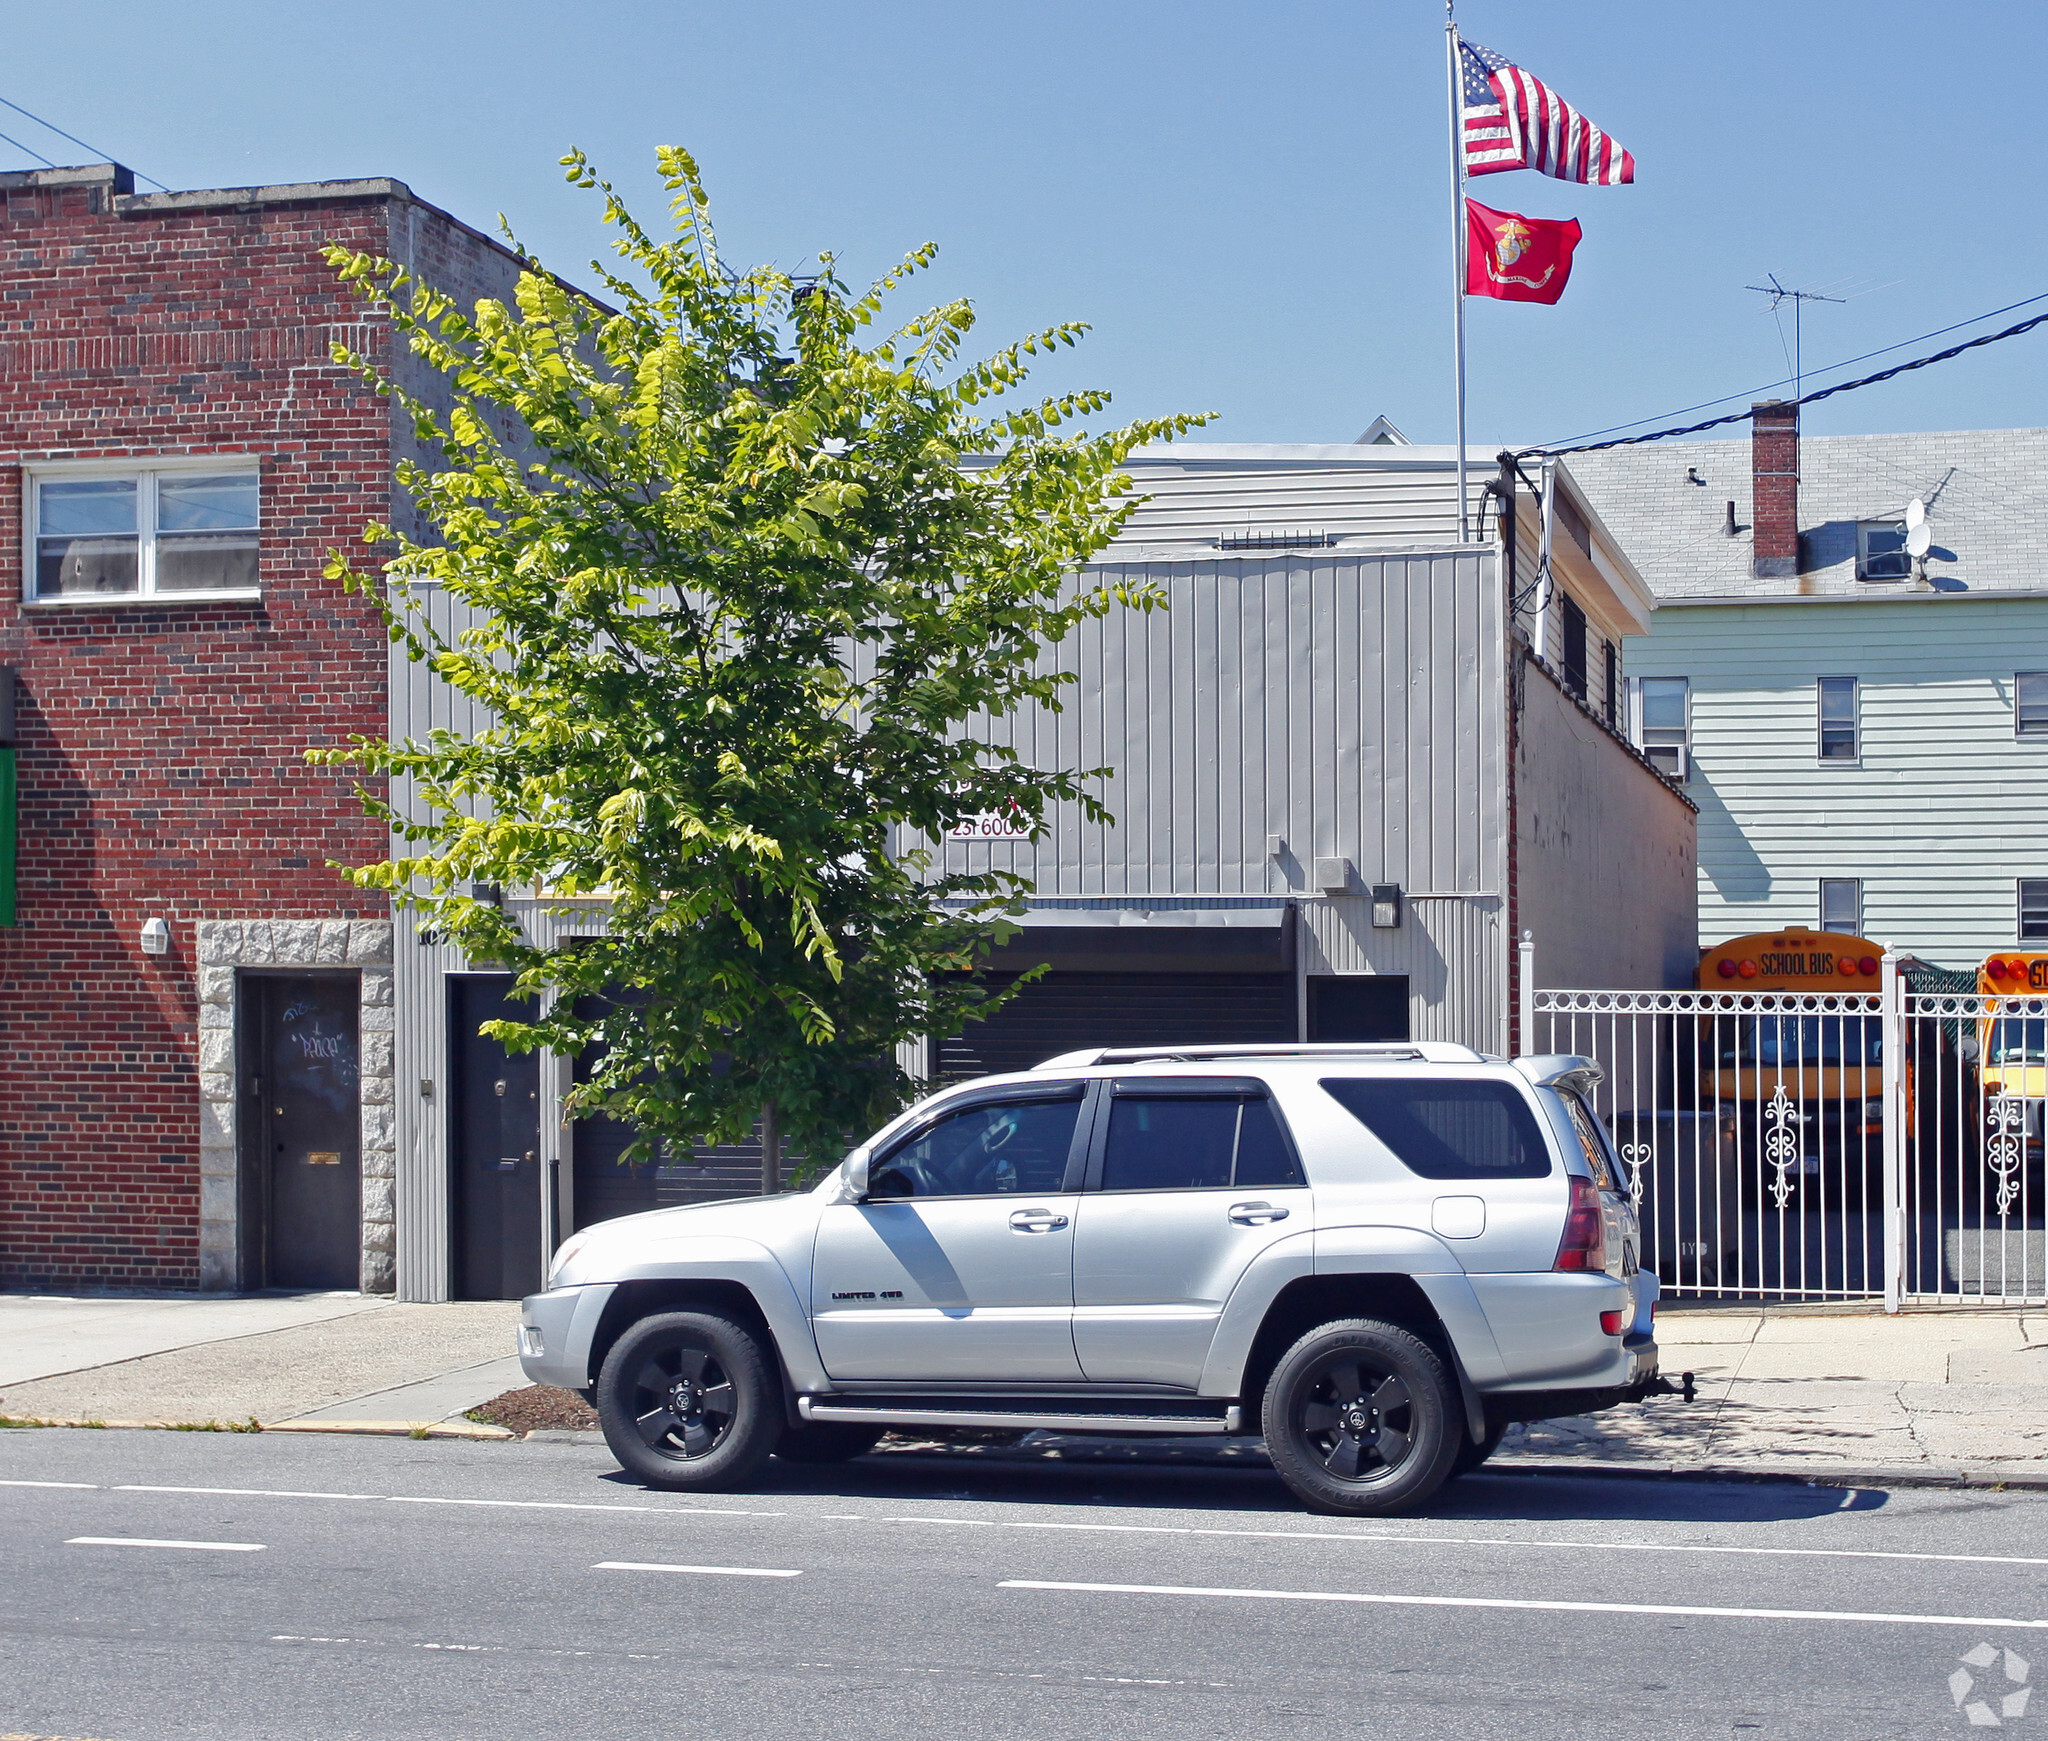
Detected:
left=1464, top=198, right=1580, bottom=305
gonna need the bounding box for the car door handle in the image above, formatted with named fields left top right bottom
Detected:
left=1228, top=1201, right=1288, bottom=1225
left=1008, top=1209, right=1069, bottom=1233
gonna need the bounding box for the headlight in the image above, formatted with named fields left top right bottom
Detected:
left=1862, top=1098, right=1885, bottom=1122
left=547, top=1228, right=595, bottom=1285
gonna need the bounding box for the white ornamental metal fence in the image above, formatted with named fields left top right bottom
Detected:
left=1530, top=970, right=2046, bottom=1309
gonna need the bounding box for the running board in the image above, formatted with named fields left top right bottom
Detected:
left=799, top=1398, right=1241, bottom=1436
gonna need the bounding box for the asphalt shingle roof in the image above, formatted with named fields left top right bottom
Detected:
left=1565, top=426, right=2048, bottom=600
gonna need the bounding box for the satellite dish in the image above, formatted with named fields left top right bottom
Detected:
left=1905, top=521, right=1933, bottom=559
left=1905, top=496, right=1926, bottom=529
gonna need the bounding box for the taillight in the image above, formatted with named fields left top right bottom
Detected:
left=1716, top=958, right=1737, bottom=980
left=1859, top=956, right=1879, bottom=975
left=1554, top=1175, right=1608, bottom=1273
left=1599, top=1310, right=1625, bottom=1336
left=1990, top=960, right=2010, bottom=981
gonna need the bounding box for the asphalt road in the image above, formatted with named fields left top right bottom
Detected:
left=2, top=1430, right=2044, bottom=1741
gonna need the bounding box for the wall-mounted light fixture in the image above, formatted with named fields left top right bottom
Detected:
left=140, top=916, right=171, bottom=955
left=1370, top=883, right=1404, bottom=929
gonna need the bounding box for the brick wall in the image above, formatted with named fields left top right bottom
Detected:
left=1751, top=399, right=1800, bottom=581
left=0, top=168, right=525, bottom=1290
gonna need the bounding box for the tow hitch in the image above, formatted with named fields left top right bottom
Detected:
left=1630, top=1370, right=1697, bottom=1403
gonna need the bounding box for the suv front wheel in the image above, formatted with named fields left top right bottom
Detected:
left=1261, top=1319, right=1462, bottom=1516
left=596, top=1310, right=783, bottom=1490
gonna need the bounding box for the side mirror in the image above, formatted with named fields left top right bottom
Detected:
left=842, top=1149, right=871, bottom=1201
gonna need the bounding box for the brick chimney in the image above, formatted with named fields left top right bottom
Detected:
left=1750, top=399, right=1799, bottom=579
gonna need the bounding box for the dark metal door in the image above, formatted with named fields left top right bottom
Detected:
left=240, top=974, right=361, bottom=1291
left=450, top=976, right=543, bottom=1301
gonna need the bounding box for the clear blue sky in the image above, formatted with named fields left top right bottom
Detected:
left=6, top=2, right=2041, bottom=450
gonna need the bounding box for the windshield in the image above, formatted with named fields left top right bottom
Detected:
left=1988, top=1017, right=2048, bottom=1066
left=1706, top=1015, right=1883, bottom=1069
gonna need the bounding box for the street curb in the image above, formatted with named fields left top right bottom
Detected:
left=0, top=1415, right=512, bottom=1439
left=264, top=1419, right=515, bottom=1440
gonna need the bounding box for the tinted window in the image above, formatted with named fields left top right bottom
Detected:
left=1321, top=1078, right=1552, bottom=1180
left=1101, top=1094, right=1304, bottom=1191
left=869, top=1097, right=1080, bottom=1198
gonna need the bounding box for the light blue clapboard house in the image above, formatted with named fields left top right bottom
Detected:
left=1574, top=409, right=2048, bottom=973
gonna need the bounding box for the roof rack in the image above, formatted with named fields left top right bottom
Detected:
left=1032, top=1041, right=1487, bottom=1069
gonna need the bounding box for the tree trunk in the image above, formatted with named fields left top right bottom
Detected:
left=760, top=1099, right=781, bottom=1196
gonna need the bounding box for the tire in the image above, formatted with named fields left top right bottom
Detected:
left=774, top=1423, right=886, bottom=1465
left=1449, top=1422, right=1504, bottom=1479
left=595, top=1310, right=783, bottom=1491
left=1261, top=1318, right=1463, bottom=1516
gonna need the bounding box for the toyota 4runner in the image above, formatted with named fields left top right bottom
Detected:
left=518, top=1042, right=1664, bottom=1516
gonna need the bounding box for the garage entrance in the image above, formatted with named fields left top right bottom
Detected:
left=937, top=970, right=1298, bottom=1079
left=237, top=973, right=362, bottom=1291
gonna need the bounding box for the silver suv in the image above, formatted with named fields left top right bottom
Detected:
left=519, top=1043, right=1661, bottom=1516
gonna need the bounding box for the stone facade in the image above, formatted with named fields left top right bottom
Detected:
left=195, top=919, right=394, bottom=1292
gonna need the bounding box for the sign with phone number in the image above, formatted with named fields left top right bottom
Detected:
left=947, top=810, right=1033, bottom=841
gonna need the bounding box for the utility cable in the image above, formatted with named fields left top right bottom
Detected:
left=1516, top=304, right=2048, bottom=459
left=1531, top=289, right=2048, bottom=453
left=0, top=94, right=168, bottom=191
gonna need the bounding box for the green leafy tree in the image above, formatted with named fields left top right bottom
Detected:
left=315, top=146, right=1206, bottom=1182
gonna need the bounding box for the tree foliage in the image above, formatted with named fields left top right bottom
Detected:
left=315, top=145, right=1207, bottom=1168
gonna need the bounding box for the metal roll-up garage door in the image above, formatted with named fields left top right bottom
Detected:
left=936, top=971, right=1298, bottom=1079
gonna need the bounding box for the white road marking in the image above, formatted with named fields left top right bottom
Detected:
left=594, top=1561, right=801, bottom=1577
left=59, top=1482, right=2048, bottom=1570
left=67, top=1536, right=265, bottom=1552
left=119, top=1485, right=374, bottom=1501
left=1001, top=1579, right=2048, bottom=1630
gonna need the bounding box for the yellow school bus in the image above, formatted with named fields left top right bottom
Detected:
left=1695, top=928, right=1890, bottom=1175
left=1976, top=953, right=2048, bottom=1166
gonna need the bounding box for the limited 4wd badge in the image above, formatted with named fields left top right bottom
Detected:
left=830, top=1290, right=904, bottom=1300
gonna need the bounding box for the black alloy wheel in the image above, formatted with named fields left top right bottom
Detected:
left=1299, top=1355, right=1417, bottom=1481
left=596, top=1310, right=783, bottom=1491
left=1261, top=1318, right=1462, bottom=1516
left=631, top=1344, right=737, bottom=1459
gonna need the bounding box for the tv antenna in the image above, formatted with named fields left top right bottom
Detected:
left=1746, top=273, right=1845, bottom=399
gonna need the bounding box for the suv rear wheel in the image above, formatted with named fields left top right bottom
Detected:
left=1261, top=1319, right=1462, bottom=1516
left=596, top=1310, right=783, bottom=1490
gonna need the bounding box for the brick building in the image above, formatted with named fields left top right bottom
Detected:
left=0, top=162, right=526, bottom=1293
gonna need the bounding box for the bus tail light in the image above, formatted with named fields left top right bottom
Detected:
left=1555, top=1176, right=1608, bottom=1273
left=1990, top=960, right=2010, bottom=981
left=1859, top=956, right=1879, bottom=975
left=1717, top=959, right=1737, bottom=980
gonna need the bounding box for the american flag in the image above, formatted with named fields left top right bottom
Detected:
left=1461, top=39, right=1635, bottom=187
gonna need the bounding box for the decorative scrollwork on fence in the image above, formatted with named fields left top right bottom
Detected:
left=1763, top=1081, right=1801, bottom=1210
left=1619, top=1140, right=1650, bottom=1206
left=1984, top=1094, right=2028, bottom=1217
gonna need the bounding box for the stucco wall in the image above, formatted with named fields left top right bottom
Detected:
left=1517, top=657, right=1697, bottom=990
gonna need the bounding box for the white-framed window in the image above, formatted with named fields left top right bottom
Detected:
left=2021, top=880, right=2048, bottom=943
left=1819, top=878, right=1862, bottom=935
left=1629, top=675, right=1690, bottom=780
left=1856, top=520, right=1910, bottom=581
left=26, top=458, right=260, bottom=603
left=2017, top=672, right=2048, bottom=739
left=1817, top=676, right=1859, bottom=763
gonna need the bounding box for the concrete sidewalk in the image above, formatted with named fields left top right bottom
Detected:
left=0, top=1293, right=521, bottom=1433
left=1496, top=1304, right=2048, bottom=1480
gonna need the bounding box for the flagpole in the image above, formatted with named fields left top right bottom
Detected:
left=1446, top=3, right=1468, bottom=539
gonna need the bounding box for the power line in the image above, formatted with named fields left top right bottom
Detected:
left=0, top=94, right=168, bottom=192
left=0, top=127, right=56, bottom=170
left=1516, top=304, right=2048, bottom=459
left=1532, top=291, right=2048, bottom=452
